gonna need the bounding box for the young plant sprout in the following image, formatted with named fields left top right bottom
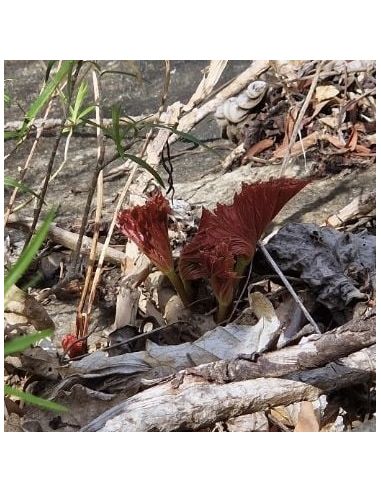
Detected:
left=117, top=192, right=189, bottom=306
left=180, top=177, right=310, bottom=321
left=117, top=178, right=309, bottom=323
left=61, top=334, right=87, bottom=358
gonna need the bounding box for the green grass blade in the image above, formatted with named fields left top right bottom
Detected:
left=4, top=385, right=67, bottom=412
left=77, top=105, right=95, bottom=121
left=4, top=208, right=56, bottom=294
left=70, top=81, right=88, bottom=122
left=4, top=329, right=53, bottom=356
left=21, top=60, right=74, bottom=134
left=4, top=176, right=42, bottom=200
left=100, top=69, right=139, bottom=79
left=4, top=130, right=22, bottom=141
left=112, top=105, right=124, bottom=157
left=124, top=153, right=164, bottom=187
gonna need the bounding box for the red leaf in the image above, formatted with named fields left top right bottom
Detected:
left=117, top=192, right=174, bottom=273
left=180, top=177, right=309, bottom=279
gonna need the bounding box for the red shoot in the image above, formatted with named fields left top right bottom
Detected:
left=117, top=192, right=174, bottom=274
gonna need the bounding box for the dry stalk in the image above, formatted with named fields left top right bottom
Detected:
left=279, top=60, right=323, bottom=176
left=76, top=70, right=105, bottom=329
left=7, top=216, right=125, bottom=264
left=84, top=61, right=172, bottom=316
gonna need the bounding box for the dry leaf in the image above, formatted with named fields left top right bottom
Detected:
left=294, top=401, right=320, bottom=432
left=315, top=85, right=340, bottom=102
left=320, top=116, right=337, bottom=129
left=273, top=131, right=320, bottom=158
left=304, top=100, right=331, bottom=125
left=354, top=144, right=372, bottom=155
left=4, top=285, right=55, bottom=331
left=346, top=127, right=358, bottom=151
left=245, top=138, right=274, bottom=158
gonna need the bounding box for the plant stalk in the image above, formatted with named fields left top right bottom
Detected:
left=166, top=269, right=190, bottom=307
left=216, top=301, right=231, bottom=324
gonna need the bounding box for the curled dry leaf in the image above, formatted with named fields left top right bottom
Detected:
left=4, top=285, right=55, bottom=332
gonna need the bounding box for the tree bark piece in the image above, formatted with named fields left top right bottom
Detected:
left=187, top=314, right=375, bottom=383
left=81, top=345, right=375, bottom=432
left=7, top=215, right=126, bottom=265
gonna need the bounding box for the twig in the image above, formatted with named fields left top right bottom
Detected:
left=279, top=61, right=323, bottom=175
left=257, top=241, right=321, bottom=334
left=287, top=67, right=375, bottom=84
left=4, top=114, right=158, bottom=136
left=11, top=126, right=75, bottom=216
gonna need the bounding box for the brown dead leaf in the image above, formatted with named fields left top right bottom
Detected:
left=283, top=107, right=298, bottom=146
left=273, top=131, right=320, bottom=158
left=315, top=85, right=340, bottom=102
left=325, top=131, right=372, bottom=155
left=245, top=138, right=274, bottom=158
left=354, top=145, right=373, bottom=155
left=346, top=127, right=358, bottom=151
left=294, top=401, right=320, bottom=432
left=4, top=285, right=55, bottom=331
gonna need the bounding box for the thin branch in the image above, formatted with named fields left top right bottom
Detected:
left=257, top=240, right=321, bottom=334
left=279, top=61, right=323, bottom=175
